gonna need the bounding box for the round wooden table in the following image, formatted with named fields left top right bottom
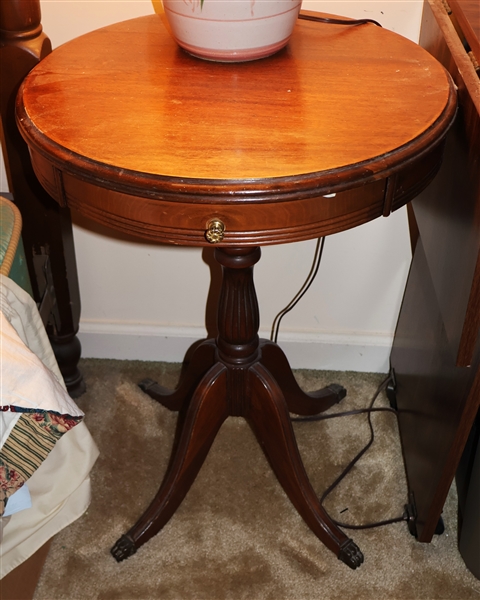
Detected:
left=17, top=12, right=456, bottom=569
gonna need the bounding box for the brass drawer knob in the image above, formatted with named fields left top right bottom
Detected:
left=205, top=219, right=225, bottom=243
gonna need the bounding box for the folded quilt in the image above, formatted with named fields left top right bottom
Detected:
left=0, top=275, right=84, bottom=516
left=0, top=407, right=82, bottom=515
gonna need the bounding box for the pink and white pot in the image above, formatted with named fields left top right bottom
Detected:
left=162, top=0, right=302, bottom=62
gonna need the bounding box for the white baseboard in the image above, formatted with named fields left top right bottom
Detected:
left=78, top=321, right=392, bottom=373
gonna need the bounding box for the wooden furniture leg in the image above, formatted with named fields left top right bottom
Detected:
left=260, top=341, right=346, bottom=415
left=247, top=362, right=363, bottom=567
left=112, top=363, right=229, bottom=561
left=114, top=247, right=362, bottom=568
left=0, top=0, right=85, bottom=397
left=138, top=339, right=217, bottom=411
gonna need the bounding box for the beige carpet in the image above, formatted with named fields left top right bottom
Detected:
left=34, top=358, right=480, bottom=599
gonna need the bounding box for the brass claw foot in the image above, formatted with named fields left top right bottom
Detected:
left=111, top=534, right=137, bottom=562
left=338, top=539, right=364, bottom=569
left=138, top=378, right=157, bottom=393
left=325, top=383, right=347, bottom=402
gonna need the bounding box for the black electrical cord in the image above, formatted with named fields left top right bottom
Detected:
left=269, top=6, right=404, bottom=523
left=270, top=237, right=325, bottom=343
left=269, top=237, right=406, bottom=530
left=292, top=374, right=407, bottom=530
left=298, top=14, right=383, bottom=28
left=270, top=15, right=383, bottom=343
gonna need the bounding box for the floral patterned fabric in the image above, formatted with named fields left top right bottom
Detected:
left=0, top=409, right=82, bottom=516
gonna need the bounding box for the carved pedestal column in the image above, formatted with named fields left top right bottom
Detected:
left=113, top=247, right=362, bottom=569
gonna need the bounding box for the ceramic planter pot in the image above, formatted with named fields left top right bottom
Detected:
left=162, top=0, right=302, bottom=62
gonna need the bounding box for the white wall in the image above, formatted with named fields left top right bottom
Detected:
left=2, top=1, right=425, bottom=372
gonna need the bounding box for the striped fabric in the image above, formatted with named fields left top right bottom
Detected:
left=0, top=411, right=82, bottom=515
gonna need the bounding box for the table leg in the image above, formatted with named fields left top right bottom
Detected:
left=259, top=341, right=346, bottom=415
left=247, top=362, right=363, bottom=568
left=138, top=339, right=217, bottom=411
left=112, top=246, right=363, bottom=569
left=111, top=362, right=229, bottom=562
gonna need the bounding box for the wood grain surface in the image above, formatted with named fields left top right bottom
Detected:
left=16, top=12, right=456, bottom=246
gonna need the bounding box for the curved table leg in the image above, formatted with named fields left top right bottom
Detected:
left=139, top=339, right=217, bottom=411
left=247, top=362, right=364, bottom=569
left=111, top=362, right=228, bottom=562
left=260, top=341, right=346, bottom=416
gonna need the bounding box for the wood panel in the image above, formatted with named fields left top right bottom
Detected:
left=393, top=237, right=479, bottom=541
left=414, top=0, right=480, bottom=369
left=391, top=0, right=480, bottom=542
left=449, top=0, right=480, bottom=60
left=0, top=540, right=52, bottom=600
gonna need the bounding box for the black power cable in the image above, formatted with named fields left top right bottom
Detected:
left=270, top=14, right=383, bottom=343
left=270, top=242, right=406, bottom=529
left=269, top=13, right=407, bottom=531
left=270, top=237, right=325, bottom=343
left=292, top=374, right=407, bottom=530
left=298, top=14, right=383, bottom=28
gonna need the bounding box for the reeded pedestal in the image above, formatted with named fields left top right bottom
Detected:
left=111, top=247, right=363, bottom=569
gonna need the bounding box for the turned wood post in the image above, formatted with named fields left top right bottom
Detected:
left=214, top=247, right=261, bottom=363
left=213, top=247, right=261, bottom=416
left=0, top=0, right=85, bottom=397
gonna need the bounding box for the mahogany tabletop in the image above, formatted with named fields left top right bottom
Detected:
left=17, top=12, right=457, bottom=246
